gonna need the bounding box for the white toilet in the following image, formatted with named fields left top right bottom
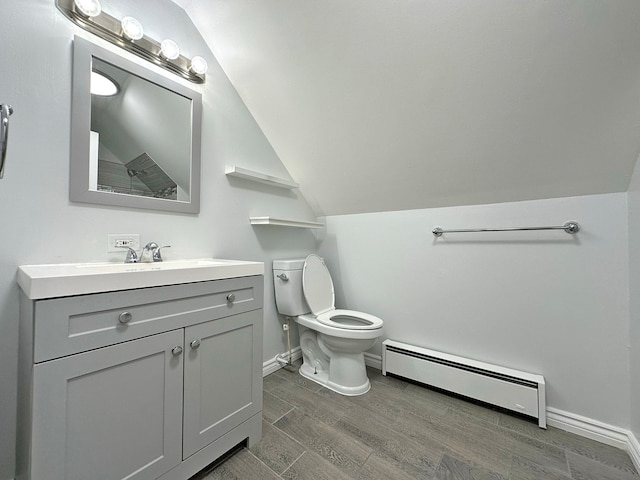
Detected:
left=273, top=255, right=384, bottom=395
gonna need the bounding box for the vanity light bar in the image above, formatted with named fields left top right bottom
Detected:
left=56, top=0, right=206, bottom=84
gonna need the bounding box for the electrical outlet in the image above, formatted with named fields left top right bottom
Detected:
left=107, top=234, right=140, bottom=253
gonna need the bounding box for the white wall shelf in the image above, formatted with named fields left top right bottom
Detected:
left=249, top=217, right=324, bottom=229
left=225, top=165, right=299, bottom=189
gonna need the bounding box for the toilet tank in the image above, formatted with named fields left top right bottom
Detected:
left=273, top=258, right=310, bottom=316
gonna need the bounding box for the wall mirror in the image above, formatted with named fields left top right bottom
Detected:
left=70, top=36, right=202, bottom=213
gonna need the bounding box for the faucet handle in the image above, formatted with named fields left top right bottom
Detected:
left=143, top=241, right=159, bottom=250
left=116, top=246, right=139, bottom=264
left=153, top=245, right=171, bottom=262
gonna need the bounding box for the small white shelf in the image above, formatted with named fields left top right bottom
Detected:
left=250, top=217, right=324, bottom=229
left=225, top=165, right=299, bottom=189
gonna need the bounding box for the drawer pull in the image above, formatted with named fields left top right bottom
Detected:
left=171, top=346, right=183, bottom=356
left=226, top=293, right=236, bottom=303
left=190, top=339, right=201, bottom=349
left=118, top=311, right=132, bottom=324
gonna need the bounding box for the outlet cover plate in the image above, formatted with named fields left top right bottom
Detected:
left=107, top=234, right=140, bottom=253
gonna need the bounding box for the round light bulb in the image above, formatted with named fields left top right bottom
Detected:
left=91, top=71, right=119, bottom=96
left=189, top=56, right=208, bottom=75
left=160, top=39, right=180, bottom=60
left=74, top=0, right=101, bottom=17
left=121, top=16, right=144, bottom=41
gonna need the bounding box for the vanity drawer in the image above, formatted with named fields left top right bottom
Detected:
left=33, top=275, right=263, bottom=363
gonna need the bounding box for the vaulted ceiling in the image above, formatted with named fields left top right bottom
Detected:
left=174, top=0, right=640, bottom=216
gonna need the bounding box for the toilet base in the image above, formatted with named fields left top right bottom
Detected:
left=299, top=362, right=371, bottom=396
left=296, top=321, right=378, bottom=396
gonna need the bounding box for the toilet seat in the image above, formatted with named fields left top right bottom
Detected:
left=316, top=309, right=383, bottom=330
left=302, top=255, right=383, bottom=330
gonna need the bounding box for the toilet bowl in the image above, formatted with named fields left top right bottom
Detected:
left=273, top=255, right=384, bottom=395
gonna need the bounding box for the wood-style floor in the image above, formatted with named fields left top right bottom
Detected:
left=193, top=365, right=639, bottom=480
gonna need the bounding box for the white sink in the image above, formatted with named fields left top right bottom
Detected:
left=18, top=258, right=264, bottom=299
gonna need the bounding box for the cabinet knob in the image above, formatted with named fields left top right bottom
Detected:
left=190, top=339, right=201, bottom=349
left=118, top=311, right=132, bottom=324
left=171, top=346, right=183, bottom=356
left=226, top=293, right=235, bottom=303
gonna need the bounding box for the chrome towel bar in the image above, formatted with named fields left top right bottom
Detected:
left=432, top=221, right=580, bottom=237
left=0, top=103, right=14, bottom=179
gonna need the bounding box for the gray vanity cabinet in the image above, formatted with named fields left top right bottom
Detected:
left=30, top=330, right=184, bottom=480
left=17, top=275, right=264, bottom=480
left=183, top=310, right=262, bottom=459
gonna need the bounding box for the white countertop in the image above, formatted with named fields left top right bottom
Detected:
left=18, top=258, right=264, bottom=299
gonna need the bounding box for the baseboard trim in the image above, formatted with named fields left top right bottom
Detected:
left=628, top=431, right=640, bottom=474
left=263, top=347, right=302, bottom=377
left=364, top=352, right=382, bottom=370
left=546, top=406, right=640, bottom=465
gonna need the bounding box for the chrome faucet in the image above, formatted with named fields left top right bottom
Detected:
left=140, top=242, right=171, bottom=263
left=153, top=244, right=171, bottom=262
left=140, top=242, right=157, bottom=263
left=117, top=246, right=139, bottom=264
left=117, top=242, right=171, bottom=263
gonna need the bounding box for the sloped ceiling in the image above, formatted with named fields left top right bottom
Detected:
left=174, top=0, right=640, bottom=216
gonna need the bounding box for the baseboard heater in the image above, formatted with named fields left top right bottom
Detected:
left=382, top=339, right=546, bottom=428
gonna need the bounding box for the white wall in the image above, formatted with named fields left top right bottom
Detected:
left=317, top=194, right=630, bottom=428
left=628, top=160, right=640, bottom=440
left=184, top=0, right=640, bottom=217
left=0, top=1, right=316, bottom=478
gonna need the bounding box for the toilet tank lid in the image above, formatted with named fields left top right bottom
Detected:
left=273, top=258, right=306, bottom=271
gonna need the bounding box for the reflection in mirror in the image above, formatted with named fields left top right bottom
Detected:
left=90, top=58, right=190, bottom=201
left=70, top=36, right=202, bottom=213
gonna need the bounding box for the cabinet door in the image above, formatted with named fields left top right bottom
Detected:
left=31, top=330, right=184, bottom=480
left=183, top=309, right=263, bottom=458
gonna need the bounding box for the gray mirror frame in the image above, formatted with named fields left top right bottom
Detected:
left=70, top=36, right=202, bottom=213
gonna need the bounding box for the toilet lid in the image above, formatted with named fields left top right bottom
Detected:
left=302, top=254, right=335, bottom=315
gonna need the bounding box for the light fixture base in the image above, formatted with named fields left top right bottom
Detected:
left=56, top=0, right=205, bottom=84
